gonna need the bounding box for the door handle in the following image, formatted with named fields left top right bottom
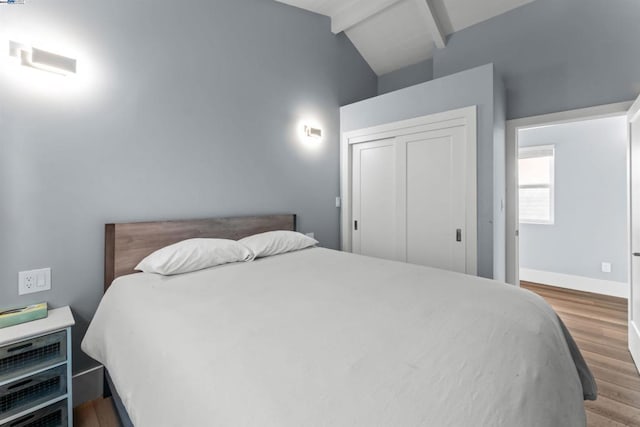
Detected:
left=456, top=229, right=462, bottom=242
left=634, top=253, right=640, bottom=257
left=354, top=220, right=358, bottom=231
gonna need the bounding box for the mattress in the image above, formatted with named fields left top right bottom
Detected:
left=82, top=247, right=595, bottom=427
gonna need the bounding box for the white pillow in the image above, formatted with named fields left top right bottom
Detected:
left=239, top=230, right=318, bottom=259
left=135, top=238, right=254, bottom=275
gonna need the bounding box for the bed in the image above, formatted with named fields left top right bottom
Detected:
left=82, top=214, right=596, bottom=427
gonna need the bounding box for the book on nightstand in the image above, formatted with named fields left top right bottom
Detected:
left=0, top=302, right=48, bottom=329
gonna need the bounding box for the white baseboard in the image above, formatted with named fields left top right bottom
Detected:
left=72, top=365, right=103, bottom=407
left=520, top=268, right=629, bottom=299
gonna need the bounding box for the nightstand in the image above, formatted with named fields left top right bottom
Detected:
left=0, top=307, right=75, bottom=427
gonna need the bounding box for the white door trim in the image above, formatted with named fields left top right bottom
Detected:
left=628, top=95, right=640, bottom=371
left=505, top=101, right=633, bottom=286
left=630, top=96, right=640, bottom=123
left=340, top=106, right=478, bottom=275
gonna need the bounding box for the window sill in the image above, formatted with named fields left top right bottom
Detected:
left=520, top=220, right=554, bottom=225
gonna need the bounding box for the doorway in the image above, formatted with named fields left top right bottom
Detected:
left=506, top=101, right=633, bottom=287
left=516, top=115, right=629, bottom=298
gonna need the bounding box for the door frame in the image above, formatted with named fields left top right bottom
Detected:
left=628, top=96, right=640, bottom=369
left=505, top=101, right=633, bottom=286
left=340, top=105, right=478, bottom=274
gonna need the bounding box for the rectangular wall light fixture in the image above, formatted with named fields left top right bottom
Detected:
left=9, top=41, right=77, bottom=75
left=304, top=125, right=322, bottom=139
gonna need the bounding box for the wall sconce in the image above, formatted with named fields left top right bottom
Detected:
left=304, top=125, right=322, bottom=139
left=297, top=119, right=323, bottom=149
left=9, top=41, right=77, bottom=75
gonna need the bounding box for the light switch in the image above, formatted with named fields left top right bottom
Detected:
left=601, top=262, right=612, bottom=273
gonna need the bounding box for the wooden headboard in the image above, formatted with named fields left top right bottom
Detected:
left=104, top=214, right=296, bottom=291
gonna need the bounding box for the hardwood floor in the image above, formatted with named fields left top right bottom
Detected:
left=522, top=281, right=640, bottom=426
left=74, top=397, right=121, bottom=427
left=73, top=283, right=638, bottom=426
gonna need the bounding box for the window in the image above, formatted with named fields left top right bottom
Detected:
left=519, top=145, right=554, bottom=224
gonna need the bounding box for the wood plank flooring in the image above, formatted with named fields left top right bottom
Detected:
left=522, top=281, right=640, bottom=426
left=74, top=397, right=121, bottom=427
left=73, top=283, right=638, bottom=426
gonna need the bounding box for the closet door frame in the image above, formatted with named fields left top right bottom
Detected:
left=340, top=105, right=478, bottom=275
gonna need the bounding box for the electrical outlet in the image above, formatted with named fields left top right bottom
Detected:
left=305, top=232, right=315, bottom=239
left=601, top=262, right=612, bottom=273
left=19, top=268, right=51, bottom=295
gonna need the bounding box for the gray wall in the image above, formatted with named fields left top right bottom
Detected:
left=341, top=64, right=505, bottom=280
left=433, top=0, right=640, bottom=119
left=519, top=116, right=628, bottom=283
left=376, top=0, right=640, bottom=118
left=377, top=58, right=433, bottom=95
left=0, top=0, right=377, bottom=373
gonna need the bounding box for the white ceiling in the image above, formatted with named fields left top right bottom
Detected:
left=275, top=0, right=535, bottom=75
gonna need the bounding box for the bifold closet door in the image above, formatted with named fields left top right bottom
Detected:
left=352, top=139, right=401, bottom=261
left=399, top=127, right=467, bottom=273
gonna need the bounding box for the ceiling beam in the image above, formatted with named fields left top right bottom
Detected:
left=331, top=0, right=404, bottom=34
left=414, top=0, right=446, bottom=49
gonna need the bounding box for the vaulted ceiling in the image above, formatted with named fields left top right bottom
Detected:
left=275, top=0, right=535, bottom=75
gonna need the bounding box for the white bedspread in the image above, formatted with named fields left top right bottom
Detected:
left=82, top=248, right=590, bottom=426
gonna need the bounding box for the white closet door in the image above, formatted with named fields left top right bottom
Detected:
left=399, top=127, right=467, bottom=273
left=351, top=127, right=468, bottom=273
left=343, top=106, right=477, bottom=274
left=352, top=139, right=400, bottom=260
